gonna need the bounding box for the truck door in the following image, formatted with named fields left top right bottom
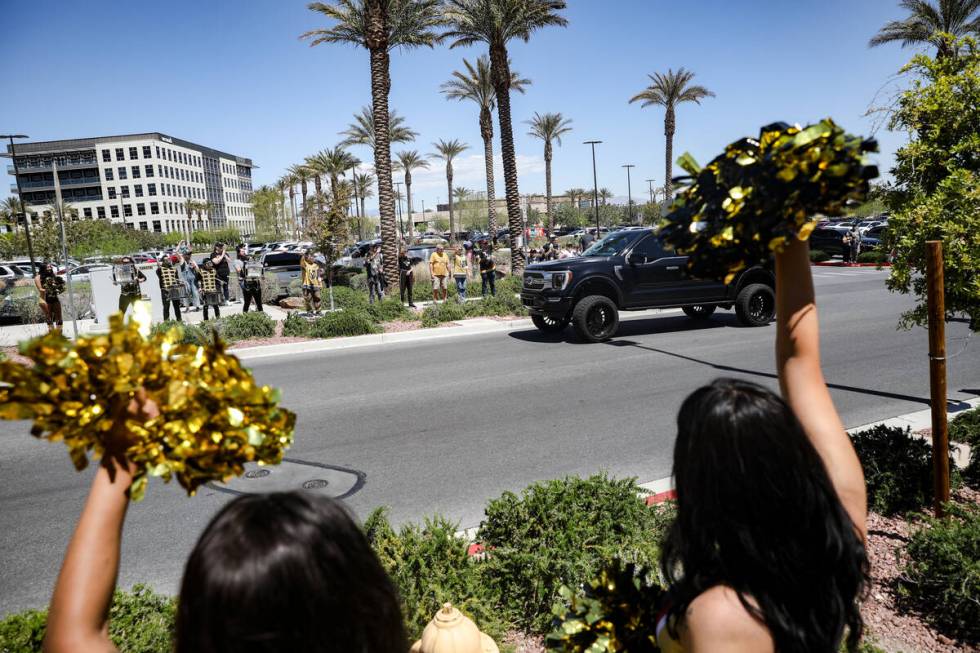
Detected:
left=621, top=235, right=686, bottom=306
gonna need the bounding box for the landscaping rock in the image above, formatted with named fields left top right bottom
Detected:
left=279, top=297, right=304, bottom=310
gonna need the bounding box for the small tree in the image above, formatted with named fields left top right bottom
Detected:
left=884, top=37, right=980, bottom=331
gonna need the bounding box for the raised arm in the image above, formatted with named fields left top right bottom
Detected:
left=775, top=239, right=866, bottom=536
left=44, top=392, right=159, bottom=653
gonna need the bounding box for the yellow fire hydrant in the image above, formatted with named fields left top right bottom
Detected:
left=410, top=603, right=499, bottom=653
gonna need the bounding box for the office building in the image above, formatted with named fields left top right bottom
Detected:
left=6, top=132, right=255, bottom=235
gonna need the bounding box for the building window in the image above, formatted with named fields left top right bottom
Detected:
left=110, top=205, right=119, bottom=218
left=128, top=147, right=137, bottom=159
left=134, top=184, right=144, bottom=197
left=115, top=148, right=124, bottom=161
left=150, top=202, right=159, bottom=215
left=104, top=168, right=114, bottom=181
left=142, top=146, right=151, bottom=158
left=145, top=164, right=153, bottom=177
left=155, top=146, right=161, bottom=158
left=148, top=183, right=156, bottom=196
left=97, top=207, right=105, bottom=219
left=121, top=186, right=130, bottom=199
left=83, top=207, right=92, bottom=218
left=107, top=187, right=117, bottom=199
left=124, top=204, right=133, bottom=217
left=101, top=149, right=111, bottom=162
left=131, top=166, right=140, bottom=179
left=152, top=220, right=161, bottom=233
left=167, top=150, right=172, bottom=161
left=118, top=167, right=127, bottom=180
left=137, top=203, right=146, bottom=216
left=157, top=164, right=163, bottom=177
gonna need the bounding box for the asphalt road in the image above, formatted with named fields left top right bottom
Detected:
left=2, top=267, right=979, bottom=615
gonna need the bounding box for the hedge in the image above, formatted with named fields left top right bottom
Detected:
left=810, top=249, right=831, bottom=262
left=308, top=310, right=379, bottom=338
left=856, top=250, right=888, bottom=264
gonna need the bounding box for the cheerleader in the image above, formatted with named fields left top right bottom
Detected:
left=35, top=262, right=65, bottom=332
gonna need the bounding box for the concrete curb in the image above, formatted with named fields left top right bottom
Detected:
left=813, top=261, right=891, bottom=268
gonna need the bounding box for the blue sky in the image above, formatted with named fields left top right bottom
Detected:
left=1, top=1, right=918, bottom=211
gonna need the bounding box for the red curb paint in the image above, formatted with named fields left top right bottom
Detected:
left=645, top=490, right=677, bottom=505
left=467, top=543, right=485, bottom=556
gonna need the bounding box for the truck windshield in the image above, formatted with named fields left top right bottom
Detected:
left=582, top=231, right=643, bottom=257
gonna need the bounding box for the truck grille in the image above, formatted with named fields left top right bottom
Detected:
left=523, top=272, right=544, bottom=290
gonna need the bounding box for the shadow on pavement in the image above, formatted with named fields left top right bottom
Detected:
left=608, top=338, right=972, bottom=409
left=508, top=313, right=744, bottom=345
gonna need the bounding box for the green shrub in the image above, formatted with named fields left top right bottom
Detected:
left=850, top=424, right=959, bottom=515
left=281, top=312, right=311, bottom=337
left=856, top=250, right=888, bottom=264
left=902, top=503, right=980, bottom=642
left=420, top=302, right=468, bottom=328
left=330, top=286, right=370, bottom=311
left=496, top=274, right=523, bottom=296
left=365, top=297, right=413, bottom=323
left=308, top=310, right=378, bottom=338
left=348, top=272, right=368, bottom=291
left=476, top=474, right=675, bottom=634
left=217, top=311, right=276, bottom=342
left=149, top=321, right=212, bottom=346
left=810, top=249, right=831, bottom=262
left=949, top=407, right=980, bottom=445
left=0, top=585, right=176, bottom=653
left=364, top=508, right=506, bottom=642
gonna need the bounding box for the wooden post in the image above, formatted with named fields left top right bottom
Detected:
left=925, top=240, right=950, bottom=517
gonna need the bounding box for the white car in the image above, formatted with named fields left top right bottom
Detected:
left=67, top=263, right=112, bottom=283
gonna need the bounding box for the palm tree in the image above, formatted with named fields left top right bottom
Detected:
left=353, top=171, right=375, bottom=239
left=629, top=67, right=715, bottom=200
left=870, top=0, right=980, bottom=58
left=441, top=55, right=530, bottom=238
left=431, top=138, right=469, bottom=243
left=445, top=0, right=568, bottom=275
left=393, top=150, right=430, bottom=241
left=340, top=106, right=419, bottom=149
left=308, top=146, right=360, bottom=205
left=287, top=163, right=312, bottom=228
left=564, top=187, right=586, bottom=209
left=526, top=111, right=572, bottom=237
left=302, top=0, right=444, bottom=289
left=598, top=188, right=613, bottom=206
left=280, top=173, right=298, bottom=237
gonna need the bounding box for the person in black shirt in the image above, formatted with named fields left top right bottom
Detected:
left=113, top=256, right=147, bottom=318
left=155, top=255, right=183, bottom=322
left=579, top=230, right=594, bottom=251
left=477, top=241, right=496, bottom=297
left=397, top=247, right=416, bottom=308
left=210, top=242, right=231, bottom=304
left=35, top=262, right=65, bottom=332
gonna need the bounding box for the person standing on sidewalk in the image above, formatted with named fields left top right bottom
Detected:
left=197, top=259, right=222, bottom=321
left=849, top=225, right=861, bottom=265
left=155, top=256, right=183, bottom=323
left=180, top=248, right=201, bottom=312
left=113, top=256, right=147, bottom=318
left=35, top=262, right=64, bottom=332
left=366, top=245, right=385, bottom=304
left=398, top=247, right=416, bottom=308
left=210, top=242, right=231, bottom=304
left=452, top=247, right=469, bottom=302
left=477, top=240, right=496, bottom=297
left=301, top=249, right=323, bottom=315
left=236, top=250, right=264, bottom=313
left=429, top=244, right=450, bottom=303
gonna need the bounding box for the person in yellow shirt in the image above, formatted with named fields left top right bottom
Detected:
left=428, top=244, right=450, bottom=303
left=300, top=249, right=323, bottom=314
left=452, top=248, right=469, bottom=301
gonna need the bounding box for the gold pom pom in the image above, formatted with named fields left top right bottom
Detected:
left=0, top=313, right=295, bottom=501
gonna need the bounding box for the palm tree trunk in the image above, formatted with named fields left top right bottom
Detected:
left=359, top=194, right=367, bottom=240
left=300, top=179, right=308, bottom=230
left=481, top=123, right=497, bottom=237
left=664, top=107, right=675, bottom=201
left=447, top=163, right=454, bottom=244
left=544, top=142, right=553, bottom=238
left=314, top=176, right=323, bottom=213
left=369, top=40, right=399, bottom=289
left=405, top=171, right=414, bottom=242
left=489, top=43, right=525, bottom=275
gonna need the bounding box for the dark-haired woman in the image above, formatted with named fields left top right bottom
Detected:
left=35, top=262, right=64, bottom=332
left=658, top=238, right=868, bottom=652
left=42, top=392, right=407, bottom=653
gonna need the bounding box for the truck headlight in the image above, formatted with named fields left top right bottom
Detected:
left=551, top=271, right=572, bottom=289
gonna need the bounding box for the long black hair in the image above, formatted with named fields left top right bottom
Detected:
left=176, top=492, right=406, bottom=653
left=662, top=378, right=868, bottom=652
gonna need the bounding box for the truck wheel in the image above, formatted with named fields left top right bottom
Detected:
left=735, top=283, right=775, bottom=326
left=532, top=314, right=569, bottom=333
left=572, top=295, right=619, bottom=342
left=682, top=305, right=716, bottom=319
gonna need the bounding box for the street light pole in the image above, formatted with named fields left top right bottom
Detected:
left=623, top=164, right=635, bottom=224
left=645, top=178, right=655, bottom=204
left=52, top=158, right=78, bottom=339
left=394, top=181, right=404, bottom=238
left=3, top=134, right=37, bottom=272
left=584, top=140, right=602, bottom=235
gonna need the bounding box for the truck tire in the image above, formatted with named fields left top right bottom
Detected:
left=572, top=295, right=619, bottom=342
left=682, top=305, right=716, bottom=319
left=735, top=283, right=775, bottom=327
left=532, top=314, right=569, bottom=333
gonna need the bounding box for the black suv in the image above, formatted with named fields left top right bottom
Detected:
left=521, top=228, right=775, bottom=342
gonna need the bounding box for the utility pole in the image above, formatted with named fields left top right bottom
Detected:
left=926, top=240, right=950, bottom=517
left=584, top=140, right=602, bottom=235
left=3, top=134, right=37, bottom=272
left=52, top=158, right=78, bottom=338
left=623, top=164, right=635, bottom=224
left=645, top=178, right=655, bottom=204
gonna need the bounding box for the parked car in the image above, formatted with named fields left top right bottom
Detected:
left=67, top=263, right=112, bottom=283
left=521, top=228, right=775, bottom=342
left=860, top=225, right=888, bottom=249
left=260, top=251, right=303, bottom=298
left=406, top=244, right=437, bottom=265
left=809, top=227, right=847, bottom=256
left=334, top=239, right=381, bottom=269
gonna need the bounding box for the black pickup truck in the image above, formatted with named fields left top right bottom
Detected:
left=521, top=228, right=775, bottom=342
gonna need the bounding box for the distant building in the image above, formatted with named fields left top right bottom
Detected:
left=6, top=132, right=255, bottom=235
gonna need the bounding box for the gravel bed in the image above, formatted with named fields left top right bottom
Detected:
left=382, top=320, right=422, bottom=333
